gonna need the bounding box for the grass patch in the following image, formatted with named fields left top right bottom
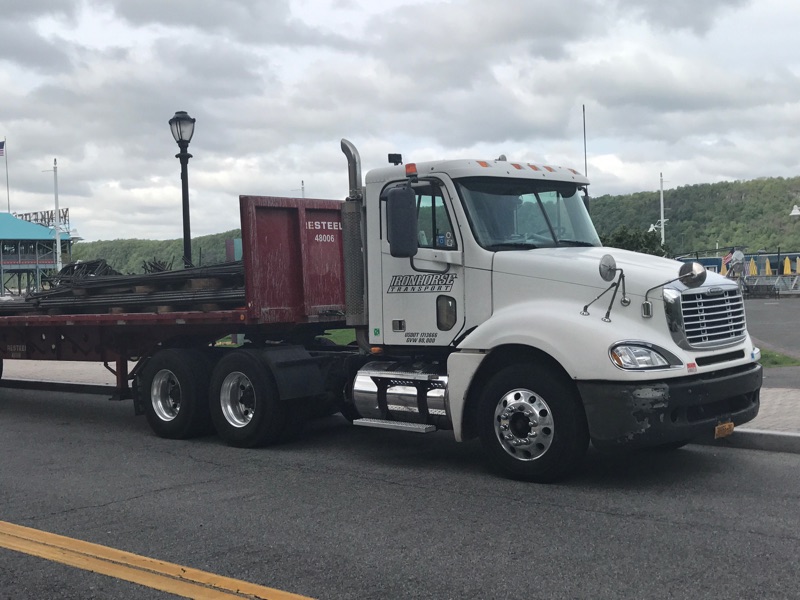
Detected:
left=759, top=349, right=800, bottom=368
left=215, top=335, right=241, bottom=347
left=323, top=328, right=356, bottom=346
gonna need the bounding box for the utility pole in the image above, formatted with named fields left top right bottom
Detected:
left=53, top=159, right=62, bottom=273
left=659, top=172, right=665, bottom=246
left=42, top=158, right=62, bottom=273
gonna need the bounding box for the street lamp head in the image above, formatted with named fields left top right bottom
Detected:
left=790, top=204, right=800, bottom=217
left=169, top=111, right=196, bottom=145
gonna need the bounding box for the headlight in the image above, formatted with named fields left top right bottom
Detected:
left=609, top=344, right=676, bottom=370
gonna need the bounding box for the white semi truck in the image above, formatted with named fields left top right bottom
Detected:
left=338, top=139, right=760, bottom=481
left=0, top=139, right=762, bottom=483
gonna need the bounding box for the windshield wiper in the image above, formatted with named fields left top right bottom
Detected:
left=556, top=240, right=595, bottom=247
left=485, top=242, right=540, bottom=250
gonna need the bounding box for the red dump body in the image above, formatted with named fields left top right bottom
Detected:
left=239, top=195, right=345, bottom=324
left=0, top=196, right=347, bottom=366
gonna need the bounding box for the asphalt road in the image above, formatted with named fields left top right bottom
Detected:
left=2, top=388, right=800, bottom=599
left=744, top=298, right=800, bottom=361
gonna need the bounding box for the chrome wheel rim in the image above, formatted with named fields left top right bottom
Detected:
left=493, top=388, right=554, bottom=461
left=151, top=369, right=181, bottom=422
left=220, top=371, right=256, bottom=428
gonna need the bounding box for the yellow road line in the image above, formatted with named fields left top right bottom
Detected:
left=0, top=521, right=314, bottom=600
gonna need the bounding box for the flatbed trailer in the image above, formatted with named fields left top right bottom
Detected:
left=0, top=196, right=349, bottom=405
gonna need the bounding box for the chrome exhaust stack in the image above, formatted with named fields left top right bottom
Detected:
left=340, top=139, right=368, bottom=329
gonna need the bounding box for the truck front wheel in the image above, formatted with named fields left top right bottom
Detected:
left=141, top=349, right=212, bottom=439
left=209, top=350, right=288, bottom=448
left=477, top=363, right=589, bottom=483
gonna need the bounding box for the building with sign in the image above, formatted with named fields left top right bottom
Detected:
left=0, top=211, right=77, bottom=295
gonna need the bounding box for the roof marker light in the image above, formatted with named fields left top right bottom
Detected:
left=527, top=164, right=540, bottom=171
left=511, top=163, right=523, bottom=170
left=543, top=166, right=555, bottom=172
left=405, top=163, right=417, bottom=177
left=477, top=160, right=490, bottom=167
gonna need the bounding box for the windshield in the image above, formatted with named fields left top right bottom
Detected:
left=455, top=177, right=601, bottom=250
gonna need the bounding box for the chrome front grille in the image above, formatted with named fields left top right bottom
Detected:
left=678, top=287, right=747, bottom=349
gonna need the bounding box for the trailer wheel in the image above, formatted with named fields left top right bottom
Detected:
left=141, top=349, right=212, bottom=439
left=209, top=350, right=287, bottom=448
left=477, top=363, right=588, bottom=483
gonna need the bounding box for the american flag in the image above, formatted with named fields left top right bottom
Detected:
left=0, top=141, right=4, bottom=157
left=723, top=250, right=733, bottom=265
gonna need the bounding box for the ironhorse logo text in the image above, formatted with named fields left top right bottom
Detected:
left=387, top=274, right=457, bottom=293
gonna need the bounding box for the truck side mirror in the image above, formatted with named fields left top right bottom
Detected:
left=386, top=185, right=418, bottom=258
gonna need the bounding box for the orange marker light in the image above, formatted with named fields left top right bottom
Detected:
left=477, top=160, right=490, bottom=167
left=511, top=163, right=523, bottom=170
left=527, top=164, right=540, bottom=171
left=405, top=163, right=417, bottom=177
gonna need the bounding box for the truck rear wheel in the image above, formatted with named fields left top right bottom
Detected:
left=209, top=350, right=288, bottom=448
left=477, top=363, right=588, bottom=483
left=141, top=349, right=212, bottom=439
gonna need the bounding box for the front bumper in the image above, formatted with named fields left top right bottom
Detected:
left=577, top=363, right=762, bottom=450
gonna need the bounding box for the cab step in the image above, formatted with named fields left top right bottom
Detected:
left=352, top=418, right=436, bottom=433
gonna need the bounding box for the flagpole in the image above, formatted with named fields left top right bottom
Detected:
left=4, top=137, right=9, bottom=213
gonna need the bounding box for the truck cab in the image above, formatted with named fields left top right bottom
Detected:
left=366, top=158, right=596, bottom=349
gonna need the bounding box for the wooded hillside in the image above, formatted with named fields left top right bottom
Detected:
left=590, top=176, right=800, bottom=256
left=71, top=230, right=240, bottom=273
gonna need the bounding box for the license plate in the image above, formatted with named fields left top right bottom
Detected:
left=715, top=421, right=735, bottom=439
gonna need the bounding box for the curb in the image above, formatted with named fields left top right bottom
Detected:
left=693, top=428, right=800, bottom=455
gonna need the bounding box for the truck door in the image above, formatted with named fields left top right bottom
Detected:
left=380, top=181, right=466, bottom=347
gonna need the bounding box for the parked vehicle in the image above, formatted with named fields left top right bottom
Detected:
left=0, top=140, right=762, bottom=481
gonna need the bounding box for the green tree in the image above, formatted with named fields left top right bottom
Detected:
left=591, top=175, right=800, bottom=256
left=71, top=229, right=241, bottom=273
left=601, top=226, right=666, bottom=255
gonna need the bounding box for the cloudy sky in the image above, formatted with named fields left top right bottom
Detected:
left=1, top=0, right=798, bottom=242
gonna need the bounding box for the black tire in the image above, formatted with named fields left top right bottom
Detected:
left=140, top=349, right=213, bottom=439
left=338, top=378, right=360, bottom=423
left=209, top=350, right=288, bottom=448
left=339, top=401, right=361, bottom=423
left=477, top=363, right=589, bottom=483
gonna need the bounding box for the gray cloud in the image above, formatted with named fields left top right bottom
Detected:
left=0, top=21, right=72, bottom=73
left=0, top=0, right=796, bottom=242
left=615, top=0, right=751, bottom=34
left=96, top=0, right=350, bottom=47
left=0, top=0, right=78, bottom=20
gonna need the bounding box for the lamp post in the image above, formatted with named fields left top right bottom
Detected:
left=169, top=110, right=196, bottom=268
